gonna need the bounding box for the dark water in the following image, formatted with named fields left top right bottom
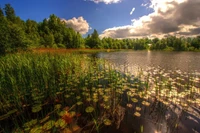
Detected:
left=97, top=51, right=200, bottom=73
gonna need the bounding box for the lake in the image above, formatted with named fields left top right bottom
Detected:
left=97, top=51, right=200, bottom=73
left=97, top=51, right=200, bottom=133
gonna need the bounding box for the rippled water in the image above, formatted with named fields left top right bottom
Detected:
left=97, top=51, right=200, bottom=133
left=97, top=51, right=200, bottom=73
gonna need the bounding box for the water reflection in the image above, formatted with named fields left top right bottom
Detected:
left=97, top=51, right=200, bottom=72
left=97, top=51, right=200, bottom=133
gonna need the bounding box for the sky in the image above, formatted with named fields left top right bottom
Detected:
left=0, top=0, right=200, bottom=38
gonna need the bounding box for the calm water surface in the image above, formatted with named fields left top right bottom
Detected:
left=97, top=51, right=200, bottom=73
left=97, top=51, right=200, bottom=133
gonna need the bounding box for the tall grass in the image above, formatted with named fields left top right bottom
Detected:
left=0, top=52, right=126, bottom=132
left=0, top=52, right=199, bottom=133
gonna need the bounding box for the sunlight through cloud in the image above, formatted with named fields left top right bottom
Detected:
left=100, top=0, right=200, bottom=38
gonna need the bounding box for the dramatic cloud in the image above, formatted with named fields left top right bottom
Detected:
left=62, top=17, right=90, bottom=35
left=100, top=0, right=200, bottom=38
left=87, top=0, right=121, bottom=4
left=130, top=8, right=135, bottom=15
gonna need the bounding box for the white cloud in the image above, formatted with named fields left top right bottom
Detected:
left=87, top=0, right=122, bottom=4
left=130, top=7, right=135, bottom=15
left=61, top=17, right=91, bottom=35
left=100, top=0, right=200, bottom=39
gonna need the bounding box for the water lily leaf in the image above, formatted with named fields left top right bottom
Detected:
left=55, top=119, right=67, bottom=129
left=76, top=101, right=83, bottom=105
left=131, top=98, right=138, bottom=103
left=85, top=106, right=94, bottom=113
left=70, top=111, right=76, bottom=117
left=32, top=105, right=42, bottom=113
left=86, top=98, right=92, bottom=102
left=76, top=96, right=81, bottom=100
left=23, top=119, right=38, bottom=128
left=58, top=111, right=66, bottom=117
left=54, top=104, right=62, bottom=110
left=127, top=104, right=133, bottom=108
left=65, top=94, right=70, bottom=98
left=32, top=95, right=44, bottom=101
left=103, top=119, right=112, bottom=126
left=104, top=105, right=110, bottom=109
left=42, top=120, right=55, bottom=131
left=134, top=112, right=141, bottom=117
left=142, top=101, right=150, bottom=106
left=136, top=107, right=141, bottom=111
left=93, top=98, right=98, bottom=103
left=24, top=127, right=30, bottom=132
left=30, top=126, right=42, bottom=133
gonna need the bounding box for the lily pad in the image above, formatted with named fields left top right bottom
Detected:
left=131, top=98, right=138, bottom=103
left=103, top=119, right=112, bottom=126
left=142, top=101, right=150, bottom=106
left=76, top=101, right=83, bottom=106
left=30, top=126, right=42, bottom=133
left=65, top=94, right=70, bottom=98
left=86, top=98, right=92, bottom=102
left=54, top=104, right=62, bottom=110
left=70, top=111, right=76, bottom=117
left=127, top=104, right=132, bottom=108
left=136, top=107, right=141, bottom=111
left=85, top=106, right=94, bottom=113
left=93, top=98, right=98, bottom=103
left=134, top=112, right=141, bottom=117
left=42, top=120, right=55, bottom=131
left=32, top=105, right=42, bottom=113
left=23, top=119, right=38, bottom=128
left=76, top=96, right=81, bottom=100
left=58, top=111, right=66, bottom=117
left=55, top=119, right=67, bottom=129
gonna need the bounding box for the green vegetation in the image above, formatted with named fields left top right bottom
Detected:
left=0, top=4, right=200, bottom=56
left=0, top=52, right=126, bottom=132
left=0, top=52, right=199, bottom=132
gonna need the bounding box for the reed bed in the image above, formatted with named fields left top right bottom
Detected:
left=0, top=52, right=200, bottom=133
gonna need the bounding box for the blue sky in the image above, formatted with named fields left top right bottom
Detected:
left=0, top=0, right=199, bottom=38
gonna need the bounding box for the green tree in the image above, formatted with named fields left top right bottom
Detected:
left=8, top=23, right=29, bottom=52
left=0, top=7, right=4, bottom=17
left=88, top=29, right=101, bottom=48
left=0, top=15, right=9, bottom=55
left=4, top=4, right=16, bottom=22
left=25, top=19, right=40, bottom=47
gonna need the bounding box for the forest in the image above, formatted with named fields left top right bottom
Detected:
left=0, top=4, right=200, bottom=55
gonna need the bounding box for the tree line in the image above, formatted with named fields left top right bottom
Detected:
left=0, top=4, right=200, bottom=55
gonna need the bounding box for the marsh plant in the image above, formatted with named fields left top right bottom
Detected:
left=0, top=52, right=200, bottom=133
left=0, top=53, right=129, bottom=132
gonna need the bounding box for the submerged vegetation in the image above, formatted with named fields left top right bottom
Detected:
left=0, top=52, right=199, bottom=133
